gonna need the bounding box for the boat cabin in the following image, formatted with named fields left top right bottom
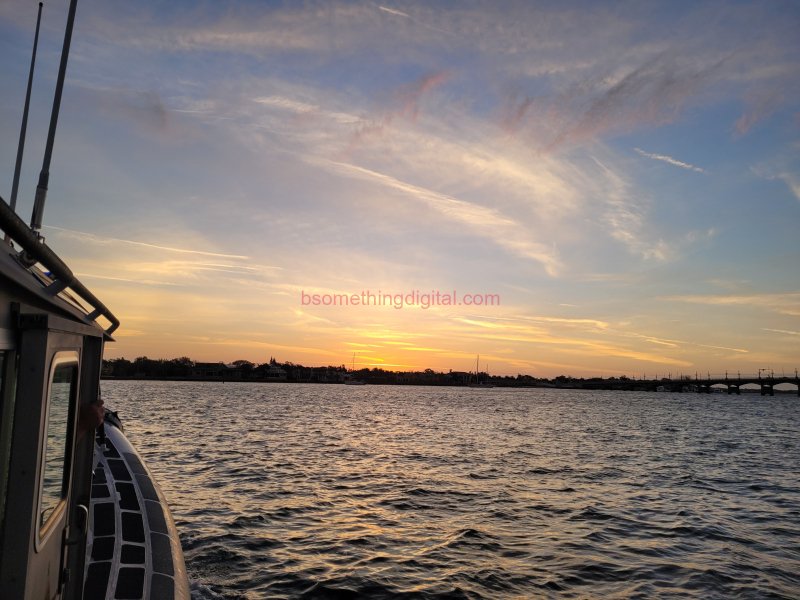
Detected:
left=0, top=196, right=115, bottom=598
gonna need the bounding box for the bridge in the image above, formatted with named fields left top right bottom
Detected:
left=655, top=374, right=799, bottom=396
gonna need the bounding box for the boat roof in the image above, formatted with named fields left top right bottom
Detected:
left=0, top=195, right=117, bottom=340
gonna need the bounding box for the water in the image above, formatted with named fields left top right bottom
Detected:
left=102, top=381, right=800, bottom=599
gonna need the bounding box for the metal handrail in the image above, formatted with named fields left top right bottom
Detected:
left=0, top=195, right=119, bottom=335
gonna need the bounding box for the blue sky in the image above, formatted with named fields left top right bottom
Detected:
left=1, top=0, right=798, bottom=376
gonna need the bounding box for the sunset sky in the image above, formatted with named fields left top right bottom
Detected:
left=1, top=1, right=798, bottom=377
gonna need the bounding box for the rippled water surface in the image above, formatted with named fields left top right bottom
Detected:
left=103, top=381, right=800, bottom=598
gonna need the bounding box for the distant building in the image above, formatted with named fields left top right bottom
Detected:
left=447, top=371, right=471, bottom=385
left=192, top=362, right=228, bottom=378
left=263, top=364, right=287, bottom=381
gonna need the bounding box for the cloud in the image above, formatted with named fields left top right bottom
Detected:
left=516, top=315, right=609, bottom=330
left=319, top=159, right=562, bottom=274
left=499, top=95, right=536, bottom=134
left=44, top=225, right=250, bottom=259
left=254, top=96, right=318, bottom=114
left=634, top=147, right=705, bottom=173
left=97, top=89, right=168, bottom=131
left=455, top=326, right=694, bottom=368
left=394, top=72, right=449, bottom=121
left=779, top=173, right=800, bottom=202
left=762, top=328, right=800, bottom=336
left=375, top=3, right=455, bottom=37
left=378, top=6, right=410, bottom=19
left=591, top=157, right=670, bottom=260
left=735, top=89, right=784, bottom=135
left=3, top=0, right=795, bottom=374
left=624, top=331, right=748, bottom=354
left=345, top=71, right=448, bottom=151
left=253, top=95, right=362, bottom=128
left=751, top=164, right=800, bottom=203
left=667, top=292, right=800, bottom=316
left=230, top=72, right=715, bottom=274
left=76, top=273, right=183, bottom=287
left=95, top=8, right=326, bottom=54
left=543, top=53, right=729, bottom=150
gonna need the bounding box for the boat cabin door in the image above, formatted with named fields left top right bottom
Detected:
left=1, top=312, right=102, bottom=600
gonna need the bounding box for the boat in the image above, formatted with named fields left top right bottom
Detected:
left=0, top=3, right=189, bottom=598
left=468, top=354, right=495, bottom=388
left=344, top=352, right=367, bottom=385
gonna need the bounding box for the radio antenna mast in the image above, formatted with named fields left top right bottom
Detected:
left=9, top=2, right=43, bottom=216
left=30, top=0, right=79, bottom=233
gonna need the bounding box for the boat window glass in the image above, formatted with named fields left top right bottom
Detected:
left=38, top=352, right=78, bottom=532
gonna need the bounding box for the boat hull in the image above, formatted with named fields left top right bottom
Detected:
left=83, top=417, right=190, bottom=600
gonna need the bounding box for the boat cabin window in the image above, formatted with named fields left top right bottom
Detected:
left=38, top=352, right=78, bottom=538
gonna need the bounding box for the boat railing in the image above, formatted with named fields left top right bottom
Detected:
left=0, top=194, right=119, bottom=335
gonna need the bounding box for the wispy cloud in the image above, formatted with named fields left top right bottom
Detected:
left=667, top=292, right=800, bottom=316
left=319, top=159, right=562, bottom=274
left=751, top=165, right=800, bottom=203
left=735, top=89, right=784, bottom=135
left=378, top=5, right=410, bottom=19
left=634, top=147, right=705, bottom=173
left=45, top=225, right=250, bottom=260
left=516, top=315, right=609, bottom=330
left=625, top=331, right=748, bottom=354
left=345, top=71, right=448, bottom=152
left=254, top=96, right=318, bottom=114
left=779, top=173, right=800, bottom=202
left=254, top=96, right=361, bottom=125
left=375, top=3, right=454, bottom=36
left=455, top=328, right=694, bottom=368
left=76, top=273, right=182, bottom=287
left=543, top=54, right=729, bottom=150
left=69, top=84, right=170, bottom=133
left=591, top=157, right=670, bottom=261
left=762, top=328, right=800, bottom=336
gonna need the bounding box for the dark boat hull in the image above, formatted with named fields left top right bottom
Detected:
left=83, top=417, right=190, bottom=600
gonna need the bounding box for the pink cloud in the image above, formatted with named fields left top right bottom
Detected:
left=344, top=71, right=449, bottom=153
left=735, top=90, right=784, bottom=135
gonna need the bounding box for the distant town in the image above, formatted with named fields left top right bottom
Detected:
left=102, top=357, right=799, bottom=394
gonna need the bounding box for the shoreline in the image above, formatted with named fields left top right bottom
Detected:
left=99, top=376, right=797, bottom=394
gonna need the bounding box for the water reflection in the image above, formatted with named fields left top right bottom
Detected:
left=105, top=382, right=800, bottom=599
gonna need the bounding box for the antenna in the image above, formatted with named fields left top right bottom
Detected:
left=9, top=3, right=43, bottom=216
left=30, top=0, right=79, bottom=233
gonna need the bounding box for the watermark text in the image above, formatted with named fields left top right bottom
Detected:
left=300, top=289, right=500, bottom=309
